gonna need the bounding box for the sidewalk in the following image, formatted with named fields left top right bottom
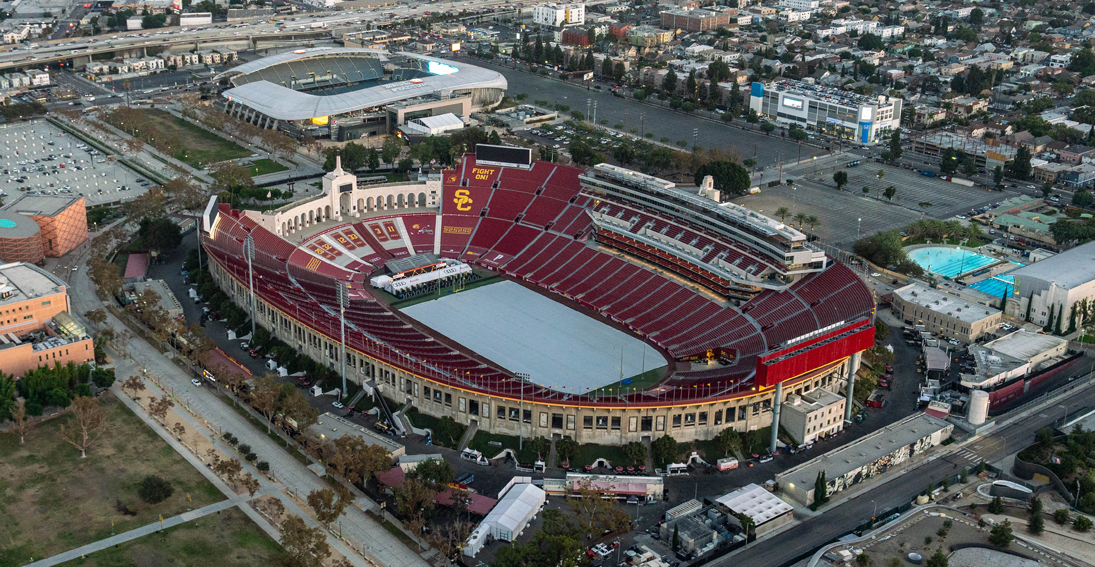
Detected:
left=981, top=513, right=1092, bottom=566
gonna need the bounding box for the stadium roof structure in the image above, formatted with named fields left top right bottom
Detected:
left=218, top=48, right=508, bottom=121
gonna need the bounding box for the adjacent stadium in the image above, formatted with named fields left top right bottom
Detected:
left=200, top=146, right=875, bottom=445
left=215, top=48, right=507, bottom=141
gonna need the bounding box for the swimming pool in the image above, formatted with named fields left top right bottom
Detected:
left=907, top=247, right=999, bottom=278
left=970, top=275, right=1015, bottom=298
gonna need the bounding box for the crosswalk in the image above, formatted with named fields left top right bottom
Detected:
left=952, top=447, right=982, bottom=465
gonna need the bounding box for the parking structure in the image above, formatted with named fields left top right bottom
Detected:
left=0, top=120, right=152, bottom=209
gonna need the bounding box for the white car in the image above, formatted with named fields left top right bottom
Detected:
left=332, top=401, right=345, bottom=409
left=191, top=379, right=202, bottom=387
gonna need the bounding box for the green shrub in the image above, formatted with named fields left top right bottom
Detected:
left=137, top=475, right=174, bottom=504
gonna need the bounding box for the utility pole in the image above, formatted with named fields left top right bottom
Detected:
left=593, top=100, right=598, bottom=125
left=516, top=372, right=530, bottom=450
left=587, top=98, right=591, bottom=121
left=640, top=112, right=646, bottom=138
left=692, top=128, right=698, bottom=151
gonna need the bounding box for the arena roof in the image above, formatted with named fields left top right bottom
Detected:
left=219, top=49, right=508, bottom=121
left=0, top=210, right=39, bottom=239
left=2, top=194, right=82, bottom=218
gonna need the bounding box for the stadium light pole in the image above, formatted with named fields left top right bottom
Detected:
left=516, top=372, right=530, bottom=450
left=337, top=282, right=349, bottom=401
left=245, top=235, right=256, bottom=340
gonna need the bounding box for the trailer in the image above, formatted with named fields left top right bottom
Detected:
left=920, top=170, right=935, bottom=177
left=950, top=177, right=975, bottom=187
left=716, top=457, right=739, bottom=471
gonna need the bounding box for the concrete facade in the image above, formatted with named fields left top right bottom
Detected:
left=891, top=283, right=1002, bottom=343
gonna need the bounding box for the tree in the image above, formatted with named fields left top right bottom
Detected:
left=623, top=441, right=647, bottom=465
left=307, top=484, right=352, bottom=529
left=1054, top=509, right=1071, bottom=525
left=121, top=376, right=146, bottom=400
left=1074, top=189, right=1094, bottom=208
left=276, top=516, right=330, bottom=567
left=487, top=130, right=502, bottom=145
left=249, top=374, right=282, bottom=431
left=694, top=160, right=751, bottom=196
left=814, top=471, right=829, bottom=506
left=988, top=496, right=1004, bottom=514
left=1007, top=146, right=1033, bottom=180
left=889, top=131, right=902, bottom=161
left=856, top=553, right=870, bottom=566
left=663, top=69, right=678, bottom=93
left=326, top=436, right=392, bottom=485
left=806, top=215, right=820, bottom=234
left=10, top=399, right=32, bottom=444
left=148, top=395, right=174, bottom=425
left=857, top=33, right=884, bottom=50
left=651, top=434, right=678, bottom=467
left=409, top=458, right=454, bottom=488
left=138, top=475, right=174, bottom=504
left=883, top=185, right=897, bottom=201
left=714, top=427, right=741, bottom=457
left=989, top=519, right=1014, bottom=547
left=568, top=479, right=630, bottom=537
left=926, top=547, right=948, bottom=567
left=85, top=308, right=107, bottom=328
left=393, top=477, right=436, bottom=526
left=60, top=396, right=107, bottom=458
left=1028, top=496, right=1044, bottom=534
left=993, top=166, right=1004, bottom=187
left=775, top=207, right=790, bottom=224
left=833, top=171, right=849, bottom=190
left=556, top=436, right=579, bottom=465
left=672, top=524, right=680, bottom=552
left=761, top=122, right=776, bottom=134
left=162, top=175, right=207, bottom=212
left=969, top=7, right=984, bottom=24
left=1074, top=515, right=1093, bottom=532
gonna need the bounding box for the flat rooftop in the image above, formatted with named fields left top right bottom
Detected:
left=309, top=412, right=405, bottom=456
left=962, top=345, right=1027, bottom=385
left=2, top=193, right=81, bottom=217
left=0, top=262, right=65, bottom=306
left=1009, top=240, right=1095, bottom=290
left=776, top=413, right=951, bottom=491
left=783, top=388, right=843, bottom=414
left=984, top=329, right=1067, bottom=362
left=715, top=483, right=793, bottom=525
left=894, top=284, right=998, bottom=324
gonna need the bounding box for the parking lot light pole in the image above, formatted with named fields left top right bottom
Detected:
left=338, top=282, right=348, bottom=402
left=245, top=235, right=256, bottom=340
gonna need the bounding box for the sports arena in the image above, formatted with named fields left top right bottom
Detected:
left=215, top=48, right=507, bottom=141
left=199, top=146, right=875, bottom=447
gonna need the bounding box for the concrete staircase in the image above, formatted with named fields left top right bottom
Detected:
left=456, top=420, right=479, bottom=452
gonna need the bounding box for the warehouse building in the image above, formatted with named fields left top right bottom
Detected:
left=714, top=483, right=794, bottom=536
left=1006, top=241, right=1095, bottom=332
left=892, top=283, right=1002, bottom=343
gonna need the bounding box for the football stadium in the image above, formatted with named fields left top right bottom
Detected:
left=215, top=47, right=507, bottom=140
left=199, top=146, right=875, bottom=446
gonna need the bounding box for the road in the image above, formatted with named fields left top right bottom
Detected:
left=483, top=59, right=826, bottom=168
left=721, top=375, right=1095, bottom=567
left=63, top=235, right=432, bottom=567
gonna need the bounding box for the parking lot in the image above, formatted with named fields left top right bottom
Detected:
left=0, top=120, right=152, bottom=207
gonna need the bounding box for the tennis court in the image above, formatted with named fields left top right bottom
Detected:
left=401, top=280, right=662, bottom=393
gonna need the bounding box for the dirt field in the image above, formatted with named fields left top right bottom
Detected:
left=0, top=395, right=224, bottom=567
left=60, top=507, right=281, bottom=567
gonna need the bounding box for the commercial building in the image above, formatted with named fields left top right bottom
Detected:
left=627, top=25, right=673, bottom=47
left=0, top=195, right=88, bottom=265
left=779, top=388, right=845, bottom=445
left=776, top=413, right=953, bottom=506
left=179, top=12, right=212, bottom=25
left=542, top=472, right=665, bottom=502
left=992, top=212, right=1057, bottom=245
left=660, top=8, right=733, bottom=32
left=891, top=283, right=1002, bottom=343
left=714, top=483, right=794, bottom=536
left=0, top=262, right=94, bottom=377
left=533, top=3, right=585, bottom=27
left=1006, top=241, right=1095, bottom=330
left=748, top=79, right=902, bottom=145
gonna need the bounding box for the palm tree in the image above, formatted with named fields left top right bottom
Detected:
left=806, top=215, right=819, bottom=234
left=793, top=212, right=809, bottom=228
left=775, top=207, right=790, bottom=224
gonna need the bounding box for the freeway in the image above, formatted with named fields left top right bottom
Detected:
left=0, top=0, right=520, bottom=70
left=720, top=373, right=1095, bottom=567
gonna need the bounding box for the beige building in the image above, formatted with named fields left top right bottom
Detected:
left=779, top=388, right=845, bottom=445
left=892, top=283, right=1001, bottom=343
left=0, top=262, right=93, bottom=377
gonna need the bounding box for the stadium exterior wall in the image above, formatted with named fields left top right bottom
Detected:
left=205, top=254, right=857, bottom=445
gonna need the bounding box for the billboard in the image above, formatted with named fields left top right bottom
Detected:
left=476, top=144, right=532, bottom=168
left=782, top=96, right=804, bottom=110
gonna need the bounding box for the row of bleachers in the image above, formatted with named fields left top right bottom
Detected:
left=398, top=213, right=437, bottom=254
left=502, top=233, right=567, bottom=275
left=354, top=221, right=395, bottom=261
left=497, top=163, right=554, bottom=193
left=465, top=217, right=512, bottom=253
left=438, top=215, right=479, bottom=258
left=489, top=223, right=541, bottom=257
left=484, top=188, right=530, bottom=221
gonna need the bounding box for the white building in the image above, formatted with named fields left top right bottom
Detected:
left=714, top=483, right=794, bottom=536
left=3, top=24, right=32, bottom=44
left=780, top=9, right=811, bottom=22
left=1048, top=54, right=1072, bottom=69
left=533, top=2, right=585, bottom=27
left=464, top=482, right=545, bottom=556
left=400, top=113, right=466, bottom=136
left=29, top=71, right=49, bottom=87
left=126, top=16, right=144, bottom=30
left=779, top=388, right=845, bottom=445
left=817, top=18, right=879, bottom=38
left=878, top=25, right=905, bottom=39
left=1008, top=241, right=1095, bottom=331
left=749, top=78, right=902, bottom=144
left=778, top=0, right=819, bottom=11
left=180, top=12, right=213, bottom=26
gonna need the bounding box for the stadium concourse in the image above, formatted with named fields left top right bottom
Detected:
left=199, top=146, right=876, bottom=446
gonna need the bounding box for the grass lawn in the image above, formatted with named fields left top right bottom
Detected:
left=60, top=507, right=281, bottom=567
left=405, top=408, right=466, bottom=449
left=1078, top=335, right=1095, bottom=344
left=0, top=396, right=225, bottom=567
left=121, top=109, right=251, bottom=168
left=246, top=159, right=289, bottom=177
left=571, top=442, right=631, bottom=468
left=585, top=366, right=667, bottom=397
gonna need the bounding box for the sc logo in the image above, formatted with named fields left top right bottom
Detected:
left=453, top=189, right=473, bottom=211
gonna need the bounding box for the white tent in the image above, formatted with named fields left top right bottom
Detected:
left=464, top=483, right=545, bottom=556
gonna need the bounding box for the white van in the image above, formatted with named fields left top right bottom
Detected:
left=460, top=448, right=490, bottom=466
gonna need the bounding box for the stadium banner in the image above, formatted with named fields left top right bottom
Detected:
left=755, top=320, right=875, bottom=387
